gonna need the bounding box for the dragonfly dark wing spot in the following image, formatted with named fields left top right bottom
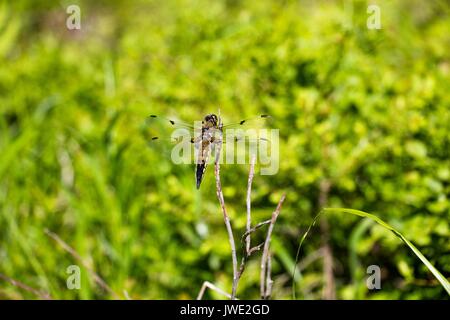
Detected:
left=147, top=114, right=195, bottom=129
left=150, top=114, right=175, bottom=125
left=151, top=136, right=159, bottom=140
left=222, top=114, right=271, bottom=129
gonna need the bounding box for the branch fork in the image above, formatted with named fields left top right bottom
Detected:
left=199, top=142, right=286, bottom=300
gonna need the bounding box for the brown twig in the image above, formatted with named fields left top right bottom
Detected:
left=245, top=155, right=256, bottom=254
left=44, top=228, right=121, bottom=299
left=213, top=120, right=284, bottom=300
left=123, top=290, right=132, bottom=300
left=248, top=242, right=265, bottom=255
left=0, top=273, right=52, bottom=300
left=241, top=219, right=271, bottom=240
left=197, top=281, right=234, bottom=300
left=234, top=155, right=259, bottom=291
left=260, top=193, right=285, bottom=299
left=214, top=125, right=239, bottom=300
left=266, top=253, right=273, bottom=297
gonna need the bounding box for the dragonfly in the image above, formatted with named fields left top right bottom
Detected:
left=146, top=112, right=271, bottom=189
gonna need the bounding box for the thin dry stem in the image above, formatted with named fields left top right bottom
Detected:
left=212, top=124, right=284, bottom=300
left=248, top=242, right=265, bottom=255
left=241, top=219, right=271, bottom=240
left=246, top=155, right=256, bottom=254
left=214, top=137, right=238, bottom=300
left=260, top=193, right=286, bottom=299
left=197, top=281, right=233, bottom=300
left=0, top=273, right=52, bottom=300
left=44, top=228, right=121, bottom=299
left=234, top=155, right=261, bottom=291
left=265, top=253, right=273, bottom=297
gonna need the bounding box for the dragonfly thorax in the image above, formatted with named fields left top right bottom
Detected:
left=201, top=126, right=222, bottom=143
left=203, top=114, right=219, bottom=128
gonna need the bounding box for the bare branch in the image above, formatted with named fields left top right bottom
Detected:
left=214, top=129, right=238, bottom=300
left=248, top=242, right=265, bottom=256
left=234, top=156, right=260, bottom=291
left=212, top=119, right=284, bottom=300
left=245, top=155, right=256, bottom=255
left=241, top=219, right=271, bottom=241
left=0, top=273, right=52, bottom=300
left=265, top=253, right=273, bottom=298
left=123, top=290, right=132, bottom=300
left=197, top=281, right=233, bottom=300
left=260, top=193, right=286, bottom=299
left=44, top=228, right=121, bottom=299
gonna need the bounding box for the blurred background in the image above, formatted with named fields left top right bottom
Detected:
left=0, top=0, right=449, bottom=299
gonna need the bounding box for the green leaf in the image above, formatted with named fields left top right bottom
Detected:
left=293, top=208, right=450, bottom=298
left=325, top=208, right=450, bottom=295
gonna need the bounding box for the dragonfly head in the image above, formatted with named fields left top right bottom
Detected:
left=203, top=114, right=219, bottom=128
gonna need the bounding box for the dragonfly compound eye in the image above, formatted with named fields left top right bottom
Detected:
left=204, top=114, right=218, bottom=126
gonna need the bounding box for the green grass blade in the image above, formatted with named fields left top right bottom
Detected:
left=292, top=211, right=321, bottom=299
left=324, top=208, right=450, bottom=296
left=292, top=208, right=450, bottom=298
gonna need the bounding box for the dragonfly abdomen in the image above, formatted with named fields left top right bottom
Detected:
left=195, top=139, right=212, bottom=189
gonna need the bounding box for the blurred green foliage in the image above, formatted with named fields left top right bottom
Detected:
left=0, top=0, right=449, bottom=299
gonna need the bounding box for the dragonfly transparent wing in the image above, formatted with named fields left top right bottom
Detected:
left=219, top=132, right=271, bottom=165
left=220, top=114, right=272, bottom=144
left=221, top=114, right=271, bottom=129
left=145, top=115, right=202, bottom=164
left=146, top=114, right=196, bottom=130
left=219, top=115, right=273, bottom=165
left=148, top=131, right=204, bottom=164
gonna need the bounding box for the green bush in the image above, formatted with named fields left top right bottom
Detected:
left=0, top=0, right=448, bottom=299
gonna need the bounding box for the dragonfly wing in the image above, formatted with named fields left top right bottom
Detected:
left=145, top=113, right=202, bottom=158
left=221, top=114, right=271, bottom=129
left=146, top=114, right=196, bottom=130
left=221, top=129, right=271, bottom=164
left=146, top=127, right=203, bottom=164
